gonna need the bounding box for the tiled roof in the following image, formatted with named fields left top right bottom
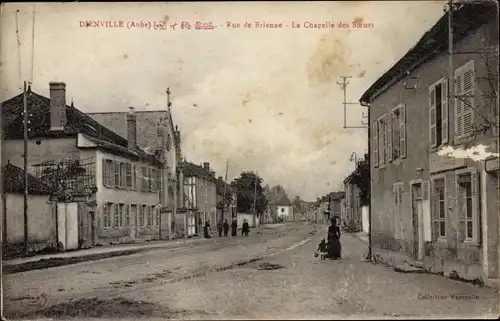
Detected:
left=2, top=163, right=51, bottom=195
left=360, top=3, right=497, bottom=104
left=182, top=161, right=216, bottom=181
left=1, top=90, right=159, bottom=165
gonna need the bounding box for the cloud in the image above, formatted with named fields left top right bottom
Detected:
left=1, top=2, right=445, bottom=200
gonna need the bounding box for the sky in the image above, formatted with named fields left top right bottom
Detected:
left=1, top=1, right=446, bottom=201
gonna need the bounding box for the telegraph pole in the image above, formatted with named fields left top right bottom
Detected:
left=23, top=81, right=29, bottom=255
left=337, top=76, right=367, bottom=129
left=252, top=171, right=258, bottom=227
left=221, top=160, right=229, bottom=221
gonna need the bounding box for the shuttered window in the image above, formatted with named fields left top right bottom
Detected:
left=131, top=165, right=137, bottom=190
left=372, top=121, right=379, bottom=168
left=454, top=60, right=475, bottom=140
left=151, top=169, right=157, bottom=192
left=102, top=159, right=114, bottom=187
left=387, top=113, right=393, bottom=163
left=429, top=78, right=449, bottom=148
left=157, top=169, right=163, bottom=191
left=103, top=203, right=112, bottom=228
left=431, top=178, right=446, bottom=241
left=456, top=168, right=479, bottom=245
left=399, top=105, right=407, bottom=158
left=125, top=163, right=132, bottom=188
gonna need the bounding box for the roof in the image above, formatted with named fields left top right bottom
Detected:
left=215, top=177, right=233, bottom=195
left=182, top=161, right=216, bottom=181
left=1, top=89, right=159, bottom=165
left=359, top=3, right=497, bottom=104
left=88, top=110, right=181, bottom=154
left=273, top=194, right=292, bottom=206
left=2, top=163, right=51, bottom=195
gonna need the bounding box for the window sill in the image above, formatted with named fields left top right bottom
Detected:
left=460, top=240, right=480, bottom=248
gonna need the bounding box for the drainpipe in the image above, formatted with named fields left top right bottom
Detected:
left=360, top=100, right=371, bottom=260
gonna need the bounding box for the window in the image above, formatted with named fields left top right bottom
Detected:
left=114, top=204, right=120, bottom=228
left=131, top=165, right=137, bottom=190
left=103, top=159, right=114, bottom=187
left=431, top=178, right=446, bottom=240
left=156, top=169, right=163, bottom=191
left=125, top=163, right=132, bottom=188
left=151, top=169, right=157, bottom=192
left=138, top=205, right=144, bottom=227
left=103, top=203, right=112, bottom=228
left=456, top=168, right=479, bottom=244
left=378, top=115, right=387, bottom=165
left=131, top=204, right=137, bottom=227
left=392, top=109, right=401, bottom=159
left=124, top=204, right=130, bottom=227
left=113, top=161, right=120, bottom=187
left=281, top=208, right=285, bottom=213
left=146, top=205, right=152, bottom=227
left=155, top=206, right=160, bottom=227
left=141, top=167, right=148, bottom=192
left=429, top=78, right=449, bottom=147
left=454, top=60, right=475, bottom=140
left=119, top=163, right=126, bottom=188
left=148, top=168, right=153, bottom=192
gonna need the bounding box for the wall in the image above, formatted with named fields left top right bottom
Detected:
left=3, top=193, right=54, bottom=249
left=276, top=206, right=291, bottom=219
left=237, top=213, right=260, bottom=229
left=369, top=19, right=497, bottom=281
left=95, top=150, right=161, bottom=244
left=2, top=137, right=78, bottom=175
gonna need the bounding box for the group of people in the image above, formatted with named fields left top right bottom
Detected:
left=203, top=218, right=251, bottom=238
left=315, top=216, right=342, bottom=260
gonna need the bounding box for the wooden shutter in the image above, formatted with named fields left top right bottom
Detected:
left=470, top=168, right=479, bottom=244
left=102, top=158, right=108, bottom=187
left=429, top=84, right=437, bottom=147
left=387, top=113, right=393, bottom=162
left=456, top=174, right=466, bottom=243
left=430, top=180, right=438, bottom=241
left=151, top=169, right=157, bottom=192
left=462, top=61, right=475, bottom=136
left=454, top=66, right=464, bottom=139
left=373, top=121, right=379, bottom=168
left=441, top=78, right=449, bottom=144
left=397, top=184, right=404, bottom=239
left=399, top=105, right=406, bottom=158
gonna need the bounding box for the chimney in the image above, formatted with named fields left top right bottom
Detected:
left=49, top=82, right=67, bottom=131
left=203, top=162, right=210, bottom=171
left=127, top=107, right=137, bottom=150
left=210, top=170, right=215, bottom=177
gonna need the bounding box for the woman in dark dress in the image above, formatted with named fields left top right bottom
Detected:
left=203, top=221, right=211, bottom=238
left=327, top=217, right=342, bottom=259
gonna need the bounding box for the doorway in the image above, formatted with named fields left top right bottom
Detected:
left=411, top=183, right=424, bottom=261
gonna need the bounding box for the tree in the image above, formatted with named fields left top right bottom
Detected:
left=350, top=158, right=370, bottom=207
left=231, top=171, right=268, bottom=214
left=216, top=189, right=234, bottom=210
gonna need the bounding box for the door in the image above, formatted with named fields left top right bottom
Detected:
left=89, top=210, right=96, bottom=245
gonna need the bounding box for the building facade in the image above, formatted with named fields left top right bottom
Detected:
left=88, top=107, right=183, bottom=239
left=1, top=82, right=167, bottom=246
left=182, top=161, right=217, bottom=235
left=360, top=4, right=499, bottom=284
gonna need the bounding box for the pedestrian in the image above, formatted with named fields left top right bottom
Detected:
left=327, top=217, right=342, bottom=259
left=204, top=221, right=211, bottom=239
left=217, top=219, right=223, bottom=237
left=223, top=219, right=230, bottom=237
left=242, top=219, right=250, bottom=237
left=231, top=219, right=238, bottom=236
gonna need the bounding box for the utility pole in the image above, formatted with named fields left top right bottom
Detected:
left=337, top=76, right=366, bottom=129
left=221, top=160, right=229, bottom=221
left=23, top=81, right=29, bottom=255
left=252, top=171, right=258, bottom=227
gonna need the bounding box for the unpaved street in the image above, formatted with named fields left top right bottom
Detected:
left=3, top=223, right=499, bottom=319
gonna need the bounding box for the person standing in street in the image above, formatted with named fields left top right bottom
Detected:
left=217, top=219, right=223, bottom=237
left=223, top=219, right=230, bottom=237
left=231, top=218, right=238, bottom=236
left=242, top=219, right=250, bottom=237
left=204, top=221, right=211, bottom=239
